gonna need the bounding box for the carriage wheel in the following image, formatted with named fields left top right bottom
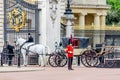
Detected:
left=48, top=53, right=58, bottom=67
left=55, top=54, right=67, bottom=67
left=81, top=53, right=89, bottom=67
left=85, top=50, right=98, bottom=67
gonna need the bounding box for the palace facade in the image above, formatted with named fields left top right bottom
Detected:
left=70, top=0, right=110, bottom=47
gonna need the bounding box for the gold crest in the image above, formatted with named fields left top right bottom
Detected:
left=9, top=7, right=26, bottom=32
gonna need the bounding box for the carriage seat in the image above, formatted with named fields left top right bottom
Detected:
left=74, top=49, right=87, bottom=56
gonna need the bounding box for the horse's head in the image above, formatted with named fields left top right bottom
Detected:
left=15, top=37, right=26, bottom=46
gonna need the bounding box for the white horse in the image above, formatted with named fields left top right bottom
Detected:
left=15, top=37, right=51, bottom=67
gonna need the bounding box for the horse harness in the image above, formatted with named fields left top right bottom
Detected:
left=20, top=42, right=36, bottom=55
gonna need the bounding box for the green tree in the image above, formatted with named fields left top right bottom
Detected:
left=107, top=0, right=120, bottom=10
left=106, top=0, right=120, bottom=25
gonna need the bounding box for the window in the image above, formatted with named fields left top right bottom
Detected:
left=72, top=38, right=79, bottom=48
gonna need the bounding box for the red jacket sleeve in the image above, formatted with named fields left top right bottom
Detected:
left=66, top=46, right=68, bottom=53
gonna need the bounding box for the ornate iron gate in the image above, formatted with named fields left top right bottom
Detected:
left=4, top=0, right=39, bottom=44
left=3, top=0, right=40, bottom=66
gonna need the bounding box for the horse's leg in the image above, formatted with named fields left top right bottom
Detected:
left=22, top=53, right=26, bottom=66
left=43, top=55, right=47, bottom=66
left=25, top=55, right=28, bottom=66
left=39, top=55, right=45, bottom=67
left=38, top=55, right=41, bottom=66
left=46, top=56, right=49, bottom=65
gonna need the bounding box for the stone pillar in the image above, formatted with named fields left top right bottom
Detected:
left=101, top=15, right=106, bottom=30
left=79, top=13, right=87, bottom=29
left=66, top=19, right=74, bottom=37
left=93, top=13, right=101, bottom=48
left=79, top=13, right=87, bottom=37
left=101, top=14, right=106, bottom=43
left=38, top=1, right=47, bottom=46
left=0, top=0, right=4, bottom=50
left=94, top=14, right=100, bottom=30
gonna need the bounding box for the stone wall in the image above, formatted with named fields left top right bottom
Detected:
left=0, top=0, right=4, bottom=51
left=38, top=0, right=61, bottom=51
left=71, top=0, right=106, bottom=5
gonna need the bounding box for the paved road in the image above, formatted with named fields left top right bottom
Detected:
left=0, top=66, right=120, bottom=80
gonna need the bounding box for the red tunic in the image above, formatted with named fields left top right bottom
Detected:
left=66, top=45, right=74, bottom=58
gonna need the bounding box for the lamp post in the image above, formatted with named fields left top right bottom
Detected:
left=63, top=0, right=74, bottom=38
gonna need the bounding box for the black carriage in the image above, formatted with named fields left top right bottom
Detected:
left=59, top=37, right=114, bottom=68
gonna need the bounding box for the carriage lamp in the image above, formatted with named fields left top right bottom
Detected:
left=62, top=0, right=74, bottom=37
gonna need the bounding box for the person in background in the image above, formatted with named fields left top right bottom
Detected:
left=1, top=42, right=8, bottom=64
left=66, top=39, right=74, bottom=70
left=27, top=33, right=34, bottom=42
left=59, top=41, right=64, bottom=52
left=6, top=41, right=14, bottom=66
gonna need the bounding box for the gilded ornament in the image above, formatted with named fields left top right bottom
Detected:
left=9, top=7, right=26, bottom=32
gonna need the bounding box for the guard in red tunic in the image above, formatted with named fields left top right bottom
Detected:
left=66, top=42, right=74, bottom=70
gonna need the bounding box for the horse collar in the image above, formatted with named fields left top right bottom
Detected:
left=20, top=42, right=27, bottom=53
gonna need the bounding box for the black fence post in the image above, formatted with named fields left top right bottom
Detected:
left=77, top=56, right=80, bottom=66
left=18, top=50, right=20, bottom=68
left=1, top=52, right=3, bottom=66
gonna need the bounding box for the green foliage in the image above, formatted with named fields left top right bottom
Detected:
left=107, top=0, right=120, bottom=10
left=106, top=0, right=120, bottom=25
